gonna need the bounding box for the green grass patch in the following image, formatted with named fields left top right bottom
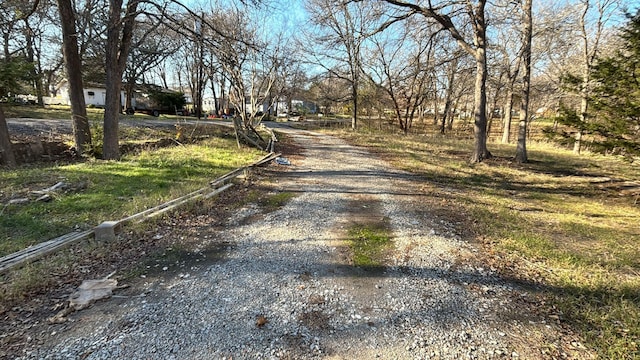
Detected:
left=259, top=192, right=294, bottom=210
left=5, top=104, right=104, bottom=121
left=326, top=125, right=640, bottom=358
left=0, top=135, right=263, bottom=257
left=347, top=224, right=392, bottom=267
left=5, top=104, right=201, bottom=124
left=238, top=190, right=295, bottom=212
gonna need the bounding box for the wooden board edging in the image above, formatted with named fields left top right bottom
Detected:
left=0, top=152, right=281, bottom=274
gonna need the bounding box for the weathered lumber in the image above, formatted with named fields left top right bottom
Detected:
left=0, top=230, right=93, bottom=274
left=0, top=151, right=281, bottom=274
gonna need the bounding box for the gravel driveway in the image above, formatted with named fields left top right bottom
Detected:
left=19, top=127, right=587, bottom=359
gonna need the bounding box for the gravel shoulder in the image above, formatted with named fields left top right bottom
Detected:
left=14, top=127, right=590, bottom=359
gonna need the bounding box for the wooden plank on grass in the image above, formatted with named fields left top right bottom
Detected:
left=0, top=230, right=93, bottom=274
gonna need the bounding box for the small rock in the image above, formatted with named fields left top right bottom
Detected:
left=256, top=315, right=268, bottom=327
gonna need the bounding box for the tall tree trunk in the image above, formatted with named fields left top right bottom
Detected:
left=103, top=0, right=124, bottom=160
left=196, top=28, right=204, bottom=119
left=471, top=47, right=491, bottom=162
left=432, top=92, right=439, bottom=125
left=57, top=0, right=92, bottom=155
left=23, top=20, right=44, bottom=106
left=220, top=77, right=227, bottom=115
left=210, top=75, right=219, bottom=116
left=0, top=106, right=16, bottom=167
left=515, top=0, right=532, bottom=163
left=124, top=77, right=135, bottom=111
left=575, top=98, right=587, bottom=154
left=103, top=0, right=139, bottom=160
left=3, top=33, right=9, bottom=60
left=440, top=62, right=456, bottom=134
left=351, top=80, right=358, bottom=130
left=502, top=89, right=514, bottom=144
left=440, top=99, right=451, bottom=134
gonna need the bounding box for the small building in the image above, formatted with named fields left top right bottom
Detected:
left=276, top=99, right=319, bottom=116
left=43, top=81, right=127, bottom=108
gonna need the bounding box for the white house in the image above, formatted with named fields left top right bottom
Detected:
left=202, top=96, right=218, bottom=114
left=276, top=99, right=319, bottom=115
left=199, top=96, right=270, bottom=116
left=44, top=81, right=127, bottom=108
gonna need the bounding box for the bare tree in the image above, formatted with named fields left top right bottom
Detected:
left=489, top=2, right=524, bottom=145
left=306, top=0, right=378, bottom=130
left=376, top=0, right=492, bottom=162
left=496, top=50, right=520, bottom=144
left=436, top=48, right=472, bottom=134
left=211, top=7, right=281, bottom=149
left=308, top=72, right=351, bottom=116
left=123, top=21, right=176, bottom=112
left=102, top=0, right=141, bottom=160
left=273, top=54, right=308, bottom=117
left=365, top=19, right=441, bottom=134
left=180, top=12, right=207, bottom=119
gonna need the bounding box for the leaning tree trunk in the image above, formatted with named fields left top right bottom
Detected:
left=0, top=106, right=16, bottom=167
left=57, top=0, right=92, bottom=155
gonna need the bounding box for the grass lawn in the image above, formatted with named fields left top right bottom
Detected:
left=0, top=107, right=264, bottom=257
left=325, top=126, right=639, bottom=359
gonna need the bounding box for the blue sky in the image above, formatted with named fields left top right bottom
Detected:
left=270, top=0, right=308, bottom=35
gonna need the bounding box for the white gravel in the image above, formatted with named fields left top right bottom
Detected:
left=20, top=128, right=577, bottom=359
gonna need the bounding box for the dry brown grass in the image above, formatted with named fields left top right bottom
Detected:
left=311, top=121, right=640, bottom=358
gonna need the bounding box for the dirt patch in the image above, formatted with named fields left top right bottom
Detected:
left=11, top=140, right=76, bottom=164
left=299, top=310, right=331, bottom=330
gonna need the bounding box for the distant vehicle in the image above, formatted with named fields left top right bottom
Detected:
left=288, top=111, right=304, bottom=121
left=128, top=105, right=187, bottom=117
left=129, top=87, right=188, bottom=117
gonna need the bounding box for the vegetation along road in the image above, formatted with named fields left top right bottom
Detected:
left=4, top=123, right=620, bottom=359
left=1, top=0, right=639, bottom=358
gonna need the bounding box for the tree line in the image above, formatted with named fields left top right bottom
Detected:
left=0, top=0, right=637, bottom=167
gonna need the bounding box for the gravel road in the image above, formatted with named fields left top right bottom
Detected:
left=18, top=127, right=587, bottom=359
